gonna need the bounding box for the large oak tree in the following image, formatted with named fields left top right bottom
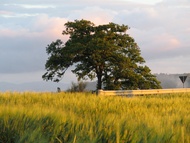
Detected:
left=42, top=19, right=161, bottom=90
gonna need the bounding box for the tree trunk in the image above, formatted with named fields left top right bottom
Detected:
left=97, top=74, right=102, bottom=90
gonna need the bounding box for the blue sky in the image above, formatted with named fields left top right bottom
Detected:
left=0, top=0, right=190, bottom=87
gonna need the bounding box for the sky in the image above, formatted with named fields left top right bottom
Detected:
left=0, top=0, right=190, bottom=90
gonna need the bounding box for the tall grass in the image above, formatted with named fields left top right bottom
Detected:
left=0, top=92, right=190, bottom=143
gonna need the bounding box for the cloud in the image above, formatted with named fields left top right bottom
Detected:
left=0, top=10, right=13, bottom=15
left=67, top=6, right=117, bottom=25
left=0, top=14, right=68, bottom=74
left=122, top=0, right=190, bottom=63
left=123, top=0, right=163, bottom=5
left=32, top=14, right=67, bottom=36
left=147, top=56, right=190, bottom=74
left=1, top=13, right=39, bottom=18
left=3, top=3, right=56, bottom=9
left=0, top=14, right=67, bottom=38
left=0, top=0, right=190, bottom=86
left=14, top=4, right=56, bottom=9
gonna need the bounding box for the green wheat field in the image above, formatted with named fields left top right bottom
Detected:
left=0, top=92, right=190, bottom=143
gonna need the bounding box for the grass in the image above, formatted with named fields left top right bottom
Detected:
left=0, top=91, right=190, bottom=142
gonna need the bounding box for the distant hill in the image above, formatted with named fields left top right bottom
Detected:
left=155, top=73, right=190, bottom=88
left=0, top=73, right=189, bottom=92
left=85, top=73, right=190, bottom=90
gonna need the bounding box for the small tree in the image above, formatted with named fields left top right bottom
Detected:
left=42, top=19, right=161, bottom=90
left=67, top=81, right=87, bottom=92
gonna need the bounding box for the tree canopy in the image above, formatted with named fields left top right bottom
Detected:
left=42, top=19, right=161, bottom=90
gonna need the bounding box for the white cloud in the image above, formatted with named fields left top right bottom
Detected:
left=123, top=0, right=163, bottom=5
left=19, top=4, right=56, bottom=9
left=1, top=13, right=39, bottom=18
left=4, top=3, right=56, bottom=9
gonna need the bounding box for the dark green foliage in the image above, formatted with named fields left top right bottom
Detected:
left=67, top=81, right=87, bottom=92
left=42, top=19, right=161, bottom=90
